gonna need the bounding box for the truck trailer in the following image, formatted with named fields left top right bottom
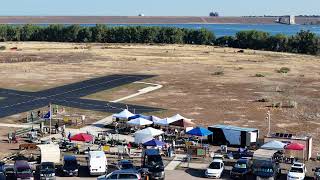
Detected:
left=208, top=124, right=259, bottom=147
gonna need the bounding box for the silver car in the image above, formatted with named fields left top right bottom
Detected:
left=97, top=169, right=141, bottom=180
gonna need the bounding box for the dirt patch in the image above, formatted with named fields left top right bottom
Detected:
left=0, top=42, right=319, bottom=154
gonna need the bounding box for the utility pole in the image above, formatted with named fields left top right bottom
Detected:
left=266, top=110, right=271, bottom=136
left=49, top=103, right=52, bottom=135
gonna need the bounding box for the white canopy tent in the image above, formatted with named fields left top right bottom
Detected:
left=154, top=117, right=177, bottom=126
left=37, top=144, right=61, bottom=164
left=127, top=117, right=153, bottom=126
left=134, top=127, right=164, bottom=144
left=261, top=140, right=286, bottom=151
left=169, top=114, right=191, bottom=121
left=151, top=116, right=162, bottom=122
left=113, top=109, right=134, bottom=119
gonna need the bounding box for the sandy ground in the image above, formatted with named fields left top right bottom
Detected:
left=0, top=42, right=319, bottom=154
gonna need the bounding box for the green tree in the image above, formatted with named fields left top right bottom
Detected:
left=62, top=25, right=81, bottom=42
left=90, top=24, right=107, bottom=42
left=0, top=25, right=8, bottom=41
left=20, top=24, right=37, bottom=41
left=289, top=30, right=319, bottom=55
left=236, top=30, right=270, bottom=49
left=77, top=27, right=92, bottom=42
left=266, top=34, right=289, bottom=52
left=215, top=36, right=236, bottom=47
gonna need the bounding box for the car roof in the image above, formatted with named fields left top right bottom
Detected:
left=41, top=162, right=54, bottom=166
left=212, top=159, right=223, bottom=163
left=64, top=155, right=77, bottom=161
left=119, top=160, right=133, bottom=164
left=292, top=162, right=304, bottom=167
left=237, top=159, right=249, bottom=163
left=112, top=169, right=139, bottom=174
left=144, top=149, right=160, bottom=156
left=14, top=160, right=30, bottom=168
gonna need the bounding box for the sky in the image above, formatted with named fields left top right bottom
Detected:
left=0, top=0, right=319, bottom=16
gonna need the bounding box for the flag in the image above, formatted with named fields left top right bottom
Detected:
left=43, top=111, right=51, bottom=120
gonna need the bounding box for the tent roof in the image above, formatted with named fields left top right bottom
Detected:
left=143, top=139, right=166, bottom=147
left=113, top=109, right=134, bottom=119
left=170, top=119, right=195, bottom=128
left=286, top=143, right=305, bottom=150
left=134, top=127, right=164, bottom=136
left=253, top=149, right=277, bottom=160
left=154, top=118, right=177, bottom=126
left=209, top=124, right=258, bottom=132
left=70, top=133, right=93, bottom=142
left=37, top=144, right=61, bottom=164
left=169, top=114, right=191, bottom=121
left=261, top=140, right=286, bottom=150
left=186, top=127, right=213, bottom=136
left=127, top=117, right=153, bottom=126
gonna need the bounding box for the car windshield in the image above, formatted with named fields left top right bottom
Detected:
left=16, top=168, right=31, bottom=174
left=255, top=167, right=274, bottom=173
left=290, top=167, right=303, bottom=173
left=235, top=163, right=247, bottom=169
left=146, top=155, right=164, bottom=169
left=121, top=163, right=134, bottom=169
left=41, top=164, right=54, bottom=170
left=209, top=162, right=221, bottom=169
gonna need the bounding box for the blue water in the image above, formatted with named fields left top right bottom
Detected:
left=100, top=24, right=320, bottom=37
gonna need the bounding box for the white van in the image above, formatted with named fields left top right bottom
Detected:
left=87, top=151, right=107, bottom=176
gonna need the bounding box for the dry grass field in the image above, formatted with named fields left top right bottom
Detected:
left=0, top=42, right=319, bottom=153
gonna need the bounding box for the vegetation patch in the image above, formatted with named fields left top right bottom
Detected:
left=0, top=46, right=5, bottom=50
left=255, top=73, right=265, bottom=77
left=277, top=67, right=291, bottom=73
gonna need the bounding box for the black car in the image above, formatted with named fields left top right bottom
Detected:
left=3, top=165, right=14, bottom=180
left=39, top=162, right=56, bottom=180
left=230, top=158, right=252, bottom=179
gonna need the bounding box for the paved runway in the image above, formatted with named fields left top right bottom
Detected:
left=0, top=74, right=162, bottom=118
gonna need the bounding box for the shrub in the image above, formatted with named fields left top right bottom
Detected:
left=212, top=70, right=224, bottom=76
left=272, top=102, right=282, bottom=108
left=257, top=97, right=270, bottom=102
left=288, top=100, right=298, bottom=108
left=255, top=73, right=265, bottom=77
left=0, top=46, right=5, bottom=50
left=277, top=67, right=290, bottom=73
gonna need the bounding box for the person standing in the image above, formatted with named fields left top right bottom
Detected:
left=127, top=142, right=132, bottom=155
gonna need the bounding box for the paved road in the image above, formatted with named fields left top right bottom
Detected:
left=0, top=74, right=162, bottom=118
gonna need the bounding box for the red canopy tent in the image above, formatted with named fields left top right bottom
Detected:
left=70, top=133, right=93, bottom=142
left=286, top=143, right=305, bottom=151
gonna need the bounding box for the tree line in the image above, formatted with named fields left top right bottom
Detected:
left=0, top=24, right=319, bottom=55
left=215, top=30, right=320, bottom=55
left=0, top=24, right=215, bottom=45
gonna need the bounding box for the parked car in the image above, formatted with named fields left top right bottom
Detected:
left=3, top=165, right=15, bottom=179
left=287, top=162, right=306, bottom=180
left=313, top=167, right=320, bottom=180
left=205, top=159, right=224, bottom=178
left=142, top=149, right=165, bottom=180
left=62, top=155, right=79, bottom=177
left=14, top=160, right=34, bottom=180
left=97, top=169, right=141, bottom=180
left=118, top=160, right=134, bottom=170
left=230, top=158, right=252, bottom=179
left=39, top=162, right=56, bottom=180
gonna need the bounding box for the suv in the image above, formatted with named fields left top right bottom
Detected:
left=62, top=155, right=79, bottom=176
left=205, top=159, right=224, bottom=178
left=230, top=158, right=252, bottom=179
left=39, top=162, right=56, bottom=180
left=287, top=162, right=306, bottom=180
left=97, top=169, right=141, bottom=180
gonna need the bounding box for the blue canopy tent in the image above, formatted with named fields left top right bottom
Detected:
left=186, top=127, right=213, bottom=145
left=186, top=127, right=213, bottom=136
left=143, top=139, right=166, bottom=147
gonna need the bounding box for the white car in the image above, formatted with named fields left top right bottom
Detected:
left=205, top=159, right=224, bottom=178
left=287, top=162, right=306, bottom=180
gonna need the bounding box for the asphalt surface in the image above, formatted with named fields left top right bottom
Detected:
left=0, top=74, right=162, bottom=118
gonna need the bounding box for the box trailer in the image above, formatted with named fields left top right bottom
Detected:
left=208, top=124, right=259, bottom=147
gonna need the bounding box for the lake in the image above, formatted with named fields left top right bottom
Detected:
left=103, top=24, right=320, bottom=37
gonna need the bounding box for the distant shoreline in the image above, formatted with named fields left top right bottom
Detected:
left=0, top=16, right=319, bottom=25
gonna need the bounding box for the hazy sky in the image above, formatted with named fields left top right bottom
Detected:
left=1, top=0, right=319, bottom=16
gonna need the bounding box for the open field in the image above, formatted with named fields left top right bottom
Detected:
left=0, top=42, right=319, bottom=153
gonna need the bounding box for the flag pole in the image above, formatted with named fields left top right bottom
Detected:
left=49, top=103, right=52, bottom=135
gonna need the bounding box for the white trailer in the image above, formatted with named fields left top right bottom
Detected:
left=87, top=151, right=107, bottom=176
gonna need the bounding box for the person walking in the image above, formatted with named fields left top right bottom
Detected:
left=127, top=142, right=132, bottom=155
